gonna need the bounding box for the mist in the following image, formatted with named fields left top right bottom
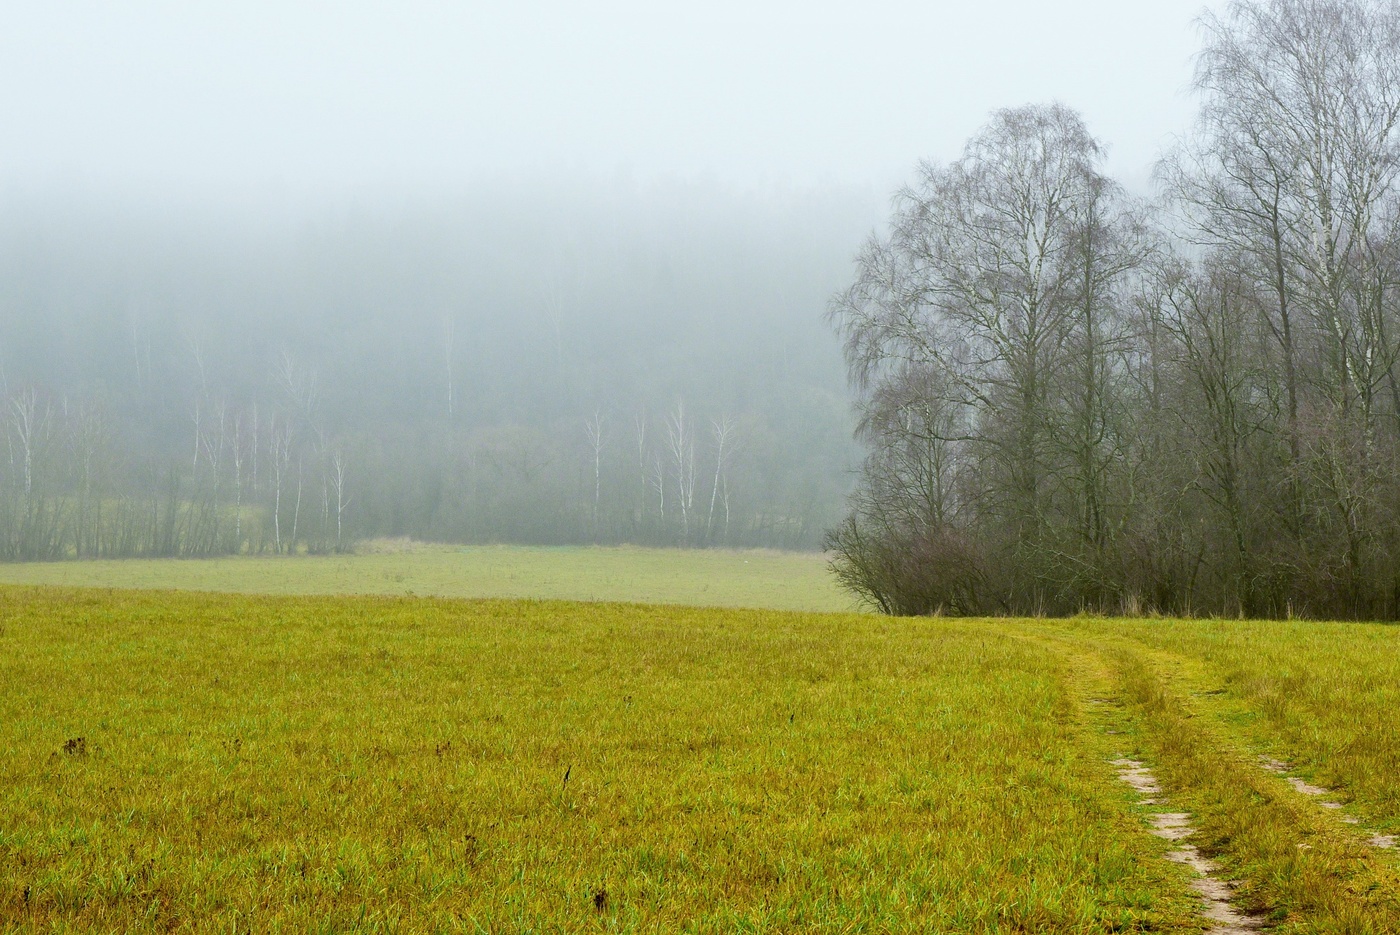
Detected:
left=4, top=2, right=1215, bottom=197
left=0, top=1, right=1222, bottom=556
left=0, top=177, right=877, bottom=551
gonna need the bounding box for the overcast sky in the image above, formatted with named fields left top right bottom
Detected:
left=3, top=1, right=1222, bottom=202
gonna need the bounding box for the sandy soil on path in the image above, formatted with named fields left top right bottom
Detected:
left=1259, top=756, right=1397, bottom=850
left=1113, top=758, right=1263, bottom=934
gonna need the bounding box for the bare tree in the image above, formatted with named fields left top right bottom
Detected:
left=634, top=411, right=649, bottom=523
left=1154, top=256, right=1273, bottom=613
left=650, top=451, right=666, bottom=521
left=10, top=389, right=39, bottom=500
left=665, top=402, right=696, bottom=542
left=829, top=5, right=1400, bottom=618
left=830, top=103, right=1140, bottom=609
left=330, top=449, right=350, bottom=551
left=270, top=413, right=292, bottom=554
left=444, top=314, right=457, bottom=422
left=584, top=410, right=605, bottom=531
left=1166, top=0, right=1400, bottom=534
left=706, top=415, right=737, bottom=543
left=290, top=456, right=303, bottom=554
left=2, top=390, right=64, bottom=559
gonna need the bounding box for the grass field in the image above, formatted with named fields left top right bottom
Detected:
left=2, top=587, right=1206, bottom=933
left=4, top=546, right=1400, bottom=931
left=0, top=543, right=854, bottom=613
left=4, top=583, right=1400, bottom=931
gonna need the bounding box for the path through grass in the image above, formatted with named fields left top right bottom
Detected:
left=1026, top=618, right=1400, bottom=932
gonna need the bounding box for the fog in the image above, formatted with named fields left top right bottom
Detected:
left=0, top=179, right=872, bottom=550
left=6, top=1, right=1218, bottom=196
left=0, top=2, right=1222, bottom=555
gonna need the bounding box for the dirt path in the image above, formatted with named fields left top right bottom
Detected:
left=1010, top=629, right=1270, bottom=931
left=1113, top=758, right=1263, bottom=934
left=1012, top=623, right=1400, bottom=930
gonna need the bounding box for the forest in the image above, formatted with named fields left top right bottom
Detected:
left=829, top=0, right=1400, bottom=619
left=0, top=179, right=867, bottom=559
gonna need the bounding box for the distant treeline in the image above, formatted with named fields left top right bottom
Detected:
left=0, top=389, right=346, bottom=560
left=0, top=181, right=861, bottom=558
left=829, top=0, right=1400, bottom=620
left=0, top=386, right=845, bottom=560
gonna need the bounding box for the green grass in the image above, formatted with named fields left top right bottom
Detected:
left=0, top=543, right=854, bottom=614
left=1, top=588, right=1200, bottom=933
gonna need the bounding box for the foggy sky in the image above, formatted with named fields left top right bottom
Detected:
left=5, top=1, right=1222, bottom=202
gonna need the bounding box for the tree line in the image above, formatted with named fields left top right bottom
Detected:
left=0, top=368, right=840, bottom=559
left=828, top=0, right=1400, bottom=619
left=0, top=180, right=861, bottom=557
left=345, top=400, right=836, bottom=549
left=0, top=383, right=830, bottom=562
left=0, top=381, right=348, bottom=560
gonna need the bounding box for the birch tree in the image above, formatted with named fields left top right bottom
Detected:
left=706, top=415, right=737, bottom=543
left=666, top=402, right=696, bottom=542
left=830, top=103, right=1141, bottom=608
left=585, top=410, right=605, bottom=531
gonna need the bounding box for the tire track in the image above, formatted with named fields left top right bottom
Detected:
left=1259, top=756, right=1397, bottom=850
left=1113, top=758, right=1263, bottom=934
left=1019, top=625, right=1400, bottom=928
left=1022, top=630, right=1268, bottom=932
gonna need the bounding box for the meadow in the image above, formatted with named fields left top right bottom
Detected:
left=0, top=542, right=853, bottom=613
left=3, top=587, right=1207, bottom=933
left=2, top=553, right=1400, bottom=931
